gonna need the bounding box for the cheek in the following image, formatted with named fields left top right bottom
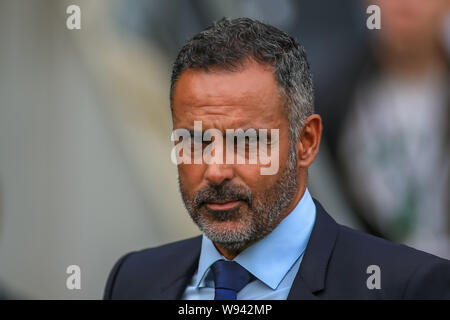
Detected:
left=278, top=135, right=291, bottom=165
left=279, top=120, right=293, bottom=155
left=234, top=165, right=279, bottom=193
left=234, top=131, right=291, bottom=191
left=178, top=164, right=205, bottom=191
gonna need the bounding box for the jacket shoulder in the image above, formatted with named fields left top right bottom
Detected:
left=336, top=224, right=443, bottom=263
left=327, top=224, right=450, bottom=299
left=103, top=235, right=202, bottom=299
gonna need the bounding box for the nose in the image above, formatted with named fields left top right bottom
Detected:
left=204, top=163, right=235, bottom=185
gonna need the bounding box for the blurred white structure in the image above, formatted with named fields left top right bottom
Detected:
left=0, top=0, right=198, bottom=299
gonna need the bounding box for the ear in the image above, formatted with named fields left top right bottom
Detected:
left=296, top=114, right=322, bottom=168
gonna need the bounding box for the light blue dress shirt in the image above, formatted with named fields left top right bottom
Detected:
left=182, top=188, right=316, bottom=300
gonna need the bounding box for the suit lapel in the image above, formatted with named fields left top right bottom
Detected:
left=287, top=200, right=339, bottom=300
left=157, top=235, right=202, bottom=299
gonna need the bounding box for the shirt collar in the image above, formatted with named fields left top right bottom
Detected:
left=194, top=188, right=316, bottom=290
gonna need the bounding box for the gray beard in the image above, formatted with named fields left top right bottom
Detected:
left=179, top=148, right=298, bottom=253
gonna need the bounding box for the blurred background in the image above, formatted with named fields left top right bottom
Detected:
left=0, top=0, right=448, bottom=299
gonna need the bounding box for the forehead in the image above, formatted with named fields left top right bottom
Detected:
left=172, top=60, right=286, bottom=130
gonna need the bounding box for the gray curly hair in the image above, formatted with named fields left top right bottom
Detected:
left=170, top=17, right=314, bottom=145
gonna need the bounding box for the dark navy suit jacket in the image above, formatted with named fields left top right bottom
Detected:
left=103, top=200, right=450, bottom=299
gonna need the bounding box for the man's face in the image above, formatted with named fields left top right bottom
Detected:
left=376, top=0, right=448, bottom=53
left=172, top=60, right=298, bottom=251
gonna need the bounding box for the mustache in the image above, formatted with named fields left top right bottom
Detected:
left=192, top=182, right=252, bottom=209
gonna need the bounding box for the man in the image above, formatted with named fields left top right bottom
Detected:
left=104, top=17, right=450, bottom=299
left=318, top=0, right=450, bottom=258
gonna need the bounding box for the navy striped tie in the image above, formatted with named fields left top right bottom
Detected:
left=211, top=260, right=253, bottom=300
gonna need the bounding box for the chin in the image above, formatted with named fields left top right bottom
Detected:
left=203, top=220, right=252, bottom=240
left=208, top=219, right=246, bottom=233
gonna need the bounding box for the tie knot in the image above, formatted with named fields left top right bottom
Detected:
left=211, top=260, right=253, bottom=293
